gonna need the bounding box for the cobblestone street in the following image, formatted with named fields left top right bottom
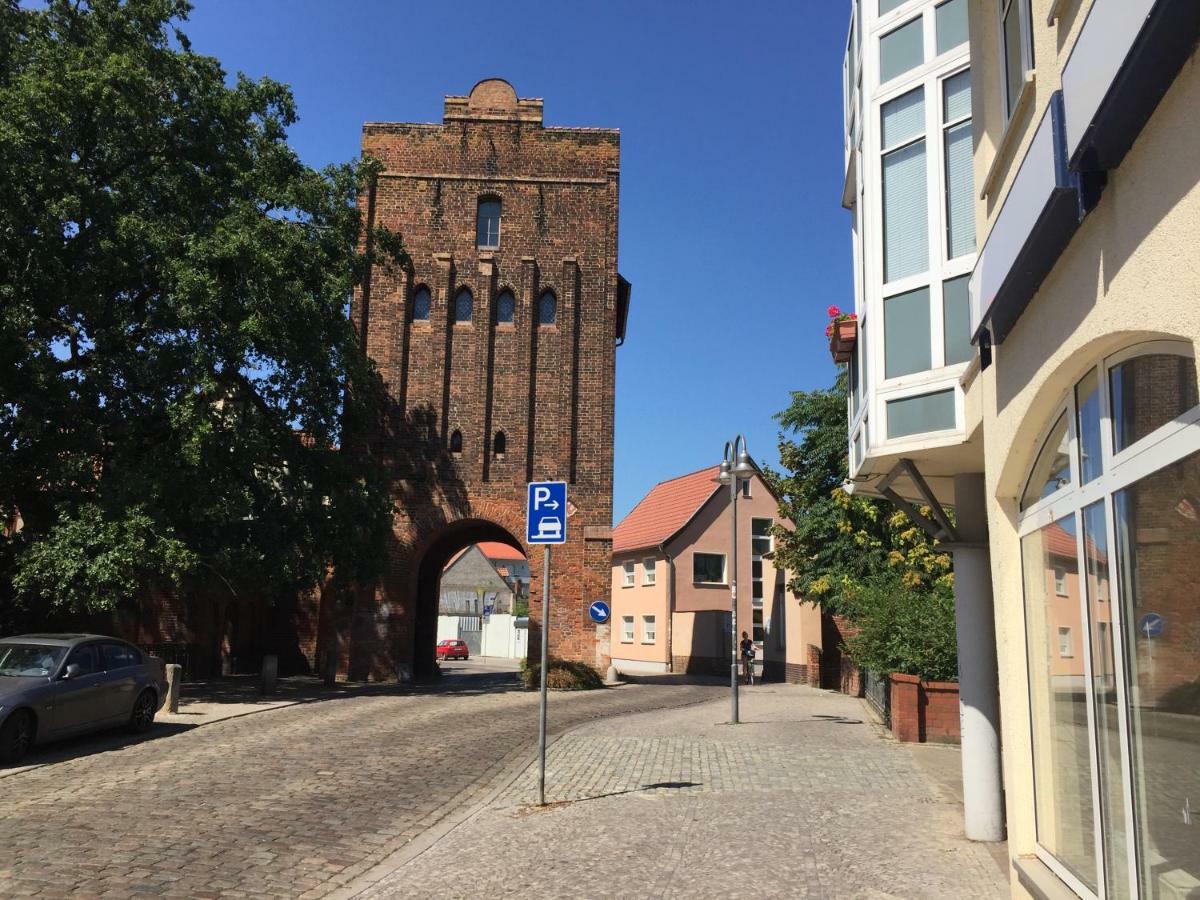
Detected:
left=0, top=672, right=721, bottom=899
left=356, top=683, right=1010, bottom=900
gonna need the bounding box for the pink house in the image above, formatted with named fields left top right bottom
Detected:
left=610, top=465, right=821, bottom=680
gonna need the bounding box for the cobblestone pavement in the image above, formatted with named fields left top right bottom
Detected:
left=358, top=684, right=1011, bottom=900
left=0, top=673, right=722, bottom=899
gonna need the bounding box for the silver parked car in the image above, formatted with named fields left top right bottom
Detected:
left=0, top=634, right=169, bottom=765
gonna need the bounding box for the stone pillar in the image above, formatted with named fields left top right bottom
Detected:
left=165, top=664, right=182, bottom=713
left=952, top=473, right=1006, bottom=842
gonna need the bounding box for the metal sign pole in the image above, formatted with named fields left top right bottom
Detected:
left=537, top=544, right=551, bottom=806
left=730, top=475, right=740, bottom=725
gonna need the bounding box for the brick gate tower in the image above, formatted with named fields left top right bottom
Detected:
left=344, top=79, right=630, bottom=680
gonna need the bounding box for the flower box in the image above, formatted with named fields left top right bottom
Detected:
left=828, top=319, right=857, bottom=364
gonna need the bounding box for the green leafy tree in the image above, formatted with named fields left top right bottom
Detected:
left=764, top=373, right=956, bottom=678
left=0, top=0, right=404, bottom=624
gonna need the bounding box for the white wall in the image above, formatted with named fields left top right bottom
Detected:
left=437, top=614, right=527, bottom=659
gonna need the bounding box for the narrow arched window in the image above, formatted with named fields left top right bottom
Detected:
left=477, top=198, right=501, bottom=248
left=449, top=430, right=463, bottom=454
left=454, top=289, right=473, bottom=323
left=493, top=431, right=506, bottom=457
left=495, top=291, right=515, bottom=325
left=538, top=291, right=557, bottom=326
left=411, top=286, right=431, bottom=322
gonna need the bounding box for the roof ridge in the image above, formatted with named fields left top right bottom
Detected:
left=653, top=464, right=720, bottom=486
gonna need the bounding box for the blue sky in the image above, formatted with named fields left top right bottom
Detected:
left=182, top=0, right=852, bottom=523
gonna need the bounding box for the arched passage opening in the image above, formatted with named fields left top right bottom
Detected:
left=412, top=518, right=528, bottom=681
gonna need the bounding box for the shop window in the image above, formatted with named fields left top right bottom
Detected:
left=1017, top=343, right=1200, bottom=895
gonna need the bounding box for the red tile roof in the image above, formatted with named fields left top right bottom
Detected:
left=613, top=466, right=721, bottom=554
left=476, top=541, right=525, bottom=561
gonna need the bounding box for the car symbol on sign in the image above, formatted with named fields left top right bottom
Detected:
left=534, top=517, right=562, bottom=542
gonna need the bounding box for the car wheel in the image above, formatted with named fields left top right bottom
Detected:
left=128, top=689, right=157, bottom=734
left=0, top=710, right=35, bottom=766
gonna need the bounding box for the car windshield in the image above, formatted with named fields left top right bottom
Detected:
left=0, top=643, right=67, bottom=677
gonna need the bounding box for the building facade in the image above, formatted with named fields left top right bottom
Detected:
left=610, top=466, right=820, bottom=681
left=341, top=79, right=631, bottom=680
left=845, top=1, right=1200, bottom=897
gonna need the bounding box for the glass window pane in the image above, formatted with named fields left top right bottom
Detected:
left=1081, top=501, right=1131, bottom=898
left=881, top=87, right=925, bottom=148
left=886, top=389, right=955, bottom=438
left=477, top=199, right=500, bottom=248
left=693, top=553, right=725, bottom=584
left=935, top=0, right=969, bottom=54
left=455, top=290, right=473, bottom=322
left=943, top=69, right=972, bottom=121
left=1076, top=368, right=1103, bottom=484
left=942, top=275, right=973, bottom=365
left=1110, top=354, right=1199, bottom=453
left=412, top=287, right=431, bottom=321
left=1021, top=411, right=1070, bottom=510
left=539, top=293, right=557, bottom=326
left=883, top=141, right=929, bottom=282
left=880, top=17, right=924, bottom=83
left=1003, top=2, right=1024, bottom=117
left=944, top=120, right=975, bottom=259
left=885, top=286, right=932, bottom=378
left=752, top=519, right=771, bottom=536
left=1114, top=450, right=1200, bottom=895
left=1022, top=517, right=1100, bottom=892
left=879, top=0, right=908, bottom=14
left=752, top=607, right=765, bottom=642
left=495, top=291, right=515, bottom=324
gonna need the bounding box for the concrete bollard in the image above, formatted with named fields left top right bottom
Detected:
left=260, top=654, right=278, bottom=695
left=165, top=664, right=182, bottom=713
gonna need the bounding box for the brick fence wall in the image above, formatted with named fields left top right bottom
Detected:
left=889, top=673, right=961, bottom=743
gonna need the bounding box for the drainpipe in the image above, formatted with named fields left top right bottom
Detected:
left=661, top=543, right=675, bottom=673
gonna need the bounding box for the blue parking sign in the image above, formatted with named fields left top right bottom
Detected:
left=527, top=481, right=567, bottom=545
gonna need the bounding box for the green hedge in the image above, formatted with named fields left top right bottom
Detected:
left=842, top=573, right=959, bottom=683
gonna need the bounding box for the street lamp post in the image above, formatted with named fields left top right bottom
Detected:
left=718, top=435, right=755, bottom=725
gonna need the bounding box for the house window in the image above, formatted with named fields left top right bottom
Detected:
left=881, top=87, right=928, bottom=283
left=477, top=198, right=501, bottom=248
left=622, top=560, right=635, bottom=587
left=493, top=431, right=506, bottom=457
left=1000, top=0, right=1032, bottom=120
left=943, top=275, right=973, bottom=366
left=449, top=430, right=462, bottom=455
left=641, top=615, right=656, bottom=644
left=692, top=553, right=726, bottom=585
left=884, top=286, right=932, bottom=378
left=752, top=519, right=772, bottom=604
left=495, top=291, right=515, bottom=325
left=538, top=291, right=557, bottom=326
left=411, top=286, right=431, bottom=322
left=886, top=390, right=956, bottom=438
left=942, top=69, right=975, bottom=260
left=1018, top=343, right=1200, bottom=895
left=752, top=608, right=764, bottom=643
left=741, top=480, right=751, bottom=499
left=454, top=289, right=473, bottom=323
left=643, top=558, right=656, bottom=586
left=935, top=0, right=968, bottom=55
left=621, top=615, right=634, bottom=643
left=1057, top=626, right=1072, bottom=658
left=879, top=16, right=923, bottom=84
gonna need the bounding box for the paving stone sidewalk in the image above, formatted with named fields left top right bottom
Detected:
left=355, top=684, right=1011, bottom=900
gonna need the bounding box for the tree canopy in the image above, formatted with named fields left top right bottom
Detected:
left=0, top=0, right=404, bottom=623
left=764, top=373, right=956, bottom=678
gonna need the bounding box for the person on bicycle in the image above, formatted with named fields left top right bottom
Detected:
left=740, top=631, right=756, bottom=685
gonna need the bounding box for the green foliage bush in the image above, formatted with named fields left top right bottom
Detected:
left=842, top=573, right=959, bottom=682
left=520, top=656, right=604, bottom=691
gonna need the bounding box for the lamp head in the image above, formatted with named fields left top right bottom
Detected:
left=733, top=449, right=754, bottom=480
left=717, top=459, right=732, bottom=485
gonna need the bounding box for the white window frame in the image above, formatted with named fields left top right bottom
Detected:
left=692, top=552, right=727, bottom=586
left=643, top=557, right=656, bottom=586
left=1015, top=340, right=1200, bottom=900
left=621, top=560, right=635, bottom=588
left=998, top=0, right=1034, bottom=126
left=1057, top=625, right=1072, bottom=658
left=751, top=518, right=773, bottom=605
left=641, top=615, right=656, bottom=644
left=1053, top=565, right=1067, bottom=596
left=620, top=615, right=634, bottom=644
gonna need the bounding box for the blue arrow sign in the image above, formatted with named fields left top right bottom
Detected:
left=588, top=600, right=610, bottom=624
left=527, top=481, right=567, bottom=545
left=1138, top=613, right=1165, bottom=639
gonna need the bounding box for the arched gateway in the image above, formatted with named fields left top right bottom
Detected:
left=337, top=81, right=631, bottom=681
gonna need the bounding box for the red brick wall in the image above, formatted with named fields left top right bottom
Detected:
left=890, top=673, right=961, bottom=744
left=346, top=81, right=621, bottom=679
